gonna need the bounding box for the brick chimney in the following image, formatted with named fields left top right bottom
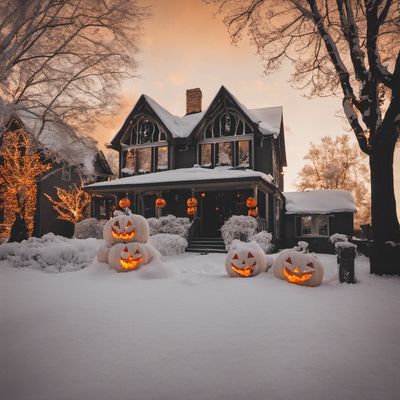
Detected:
left=186, top=88, right=202, bottom=115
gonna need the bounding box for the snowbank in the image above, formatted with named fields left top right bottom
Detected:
left=147, top=215, right=191, bottom=238
left=149, top=234, right=188, bottom=255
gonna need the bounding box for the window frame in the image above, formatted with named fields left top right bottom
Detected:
left=61, top=165, right=71, bottom=181
left=295, top=215, right=331, bottom=237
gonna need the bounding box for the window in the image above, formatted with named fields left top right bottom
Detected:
left=62, top=165, right=71, bottom=181
left=125, top=149, right=135, bottom=171
left=296, top=215, right=330, bottom=237
left=137, top=147, right=151, bottom=173
left=156, top=146, right=168, bottom=171
left=200, top=144, right=212, bottom=167
left=237, top=140, right=250, bottom=167
left=217, top=142, right=232, bottom=166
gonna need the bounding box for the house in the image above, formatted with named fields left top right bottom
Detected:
left=0, top=111, right=113, bottom=238
left=284, top=190, right=356, bottom=253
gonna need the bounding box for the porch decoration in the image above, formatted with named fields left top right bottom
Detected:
left=248, top=207, right=258, bottom=217
left=225, top=240, right=267, bottom=278
left=119, top=197, right=131, bottom=209
left=187, top=197, right=198, bottom=207
left=246, top=197, right=257, bottom=208
left=103, top=213, right=150, bottom=245
left=187, top=206, right=197, bottom=216
left=273, top=250, right=324, bottom=287
left=155, top=197, right=167, bottom=208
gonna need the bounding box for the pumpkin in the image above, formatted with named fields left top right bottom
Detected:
left=245, top=197, right=257, bottom=208
left=103, top=214, right=150, bottom=245
left=97, top=243, right=111, bottom=263
left=225, top=240, right=267, bottom=277
left=248, top=208, right=258, bottom=217
left=187, top=197, right=198, bottom=207
left=108, top=242, right=159, bottom=272
left=187, top=206, right=197, bottom=216
left=119, top=197, right=131, bottom=209
left=155, top=198, right=167, bottom=208
left=273, top=250, right=324, bottom=287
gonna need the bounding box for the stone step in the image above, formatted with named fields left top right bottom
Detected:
left=186, top=247, right=227, bottom=254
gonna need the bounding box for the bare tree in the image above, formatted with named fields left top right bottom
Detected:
left=210, top=0, right=400, bottom=271
left=0, top=0, right=148, bottom=136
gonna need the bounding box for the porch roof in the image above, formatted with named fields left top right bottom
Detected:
left=85, top=166, right=274, bottom=193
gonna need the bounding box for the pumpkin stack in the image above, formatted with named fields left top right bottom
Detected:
left=97, top=211, right=160, bottom=272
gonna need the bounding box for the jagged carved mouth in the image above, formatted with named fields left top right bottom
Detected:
left=230, top=261, right=256, bottom=277
left=120, top=255, right=143, bottom=270
left=283, top=266, right=313, bottom=283
left=112, top=228, right=135, bottom=240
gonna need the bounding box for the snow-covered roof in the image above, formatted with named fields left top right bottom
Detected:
left=86, top=166, right=273, bottom=189
left=284, top=190, right=356, bottom=214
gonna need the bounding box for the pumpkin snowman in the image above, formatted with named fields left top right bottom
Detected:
left=273, top=249, right=324, bottom=287
left=103, top=213, right=149, bottom=245
left=225, top=240, right=268, bottom=277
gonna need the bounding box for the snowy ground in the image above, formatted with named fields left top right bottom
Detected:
left=1, top=242, right=400, bottom=400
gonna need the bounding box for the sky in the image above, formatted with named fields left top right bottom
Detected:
left=95, top=0, right=400, bottom=214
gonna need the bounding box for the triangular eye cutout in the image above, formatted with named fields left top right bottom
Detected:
left=248, top=252, right=254, bottom=258
left=135, top=249, right=140, bottom=254
left=114, top=220, right=120, bottom=228
left=306, top=262, right=314, bottom=269
left=123, top=246, right=129, bottom=252
left=232, top=254, right=239, bottom=260
left=126, top=220, right=133, bottom=227
left=285, top=257, right=292, bottom=264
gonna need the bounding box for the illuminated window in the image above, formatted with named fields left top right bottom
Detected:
left=137, top=147, right=152, bottom=173
left=296, top=215, right=329, bottom=237
left=124, top=149, right=135, bottom=170
left=237, top=141, right=250, bottom=167
left=156, top=146, right=168, bottom=171
left=217, top=142, right=232, bottom=166
left=200, top=144, right=212, bottom=167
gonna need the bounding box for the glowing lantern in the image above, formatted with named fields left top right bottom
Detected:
left=225, top=240, right=267, bottom=277
left=103, top=214, right=149, bottom=245
left=187, top=206, right=197, bottom=216
left=119, top=197, right=131, bottom=209
left=155, top=198, right=166, bottom=208
left=187, top=197, right=198, bottom=207
left=248, top=208, right=258, bottom=217
left=246, top=197, right=257, bottom=208
left=273, top=250, right=324, bottom=287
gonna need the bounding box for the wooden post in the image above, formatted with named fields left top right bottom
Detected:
left=338, top=245, right=357, bottom=283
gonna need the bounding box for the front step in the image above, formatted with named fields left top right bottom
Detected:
left=186, top=237, right=227, bottom=254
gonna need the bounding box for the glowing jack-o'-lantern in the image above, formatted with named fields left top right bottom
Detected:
left=155, top=198, right=166, bottom=208
left=273, top=250, right=324, bottom=287
left=246, top=197, right=257, bottom=208
left=187, top=197, right=198, bottom=207
left=225, top=240, right=267, bottom=277
left=119, top=197, right=131, bottom=209
left=108, top=242, right=159, bottom=272
left=103, top=214, right=150, bottom=245
left=248, top=208, right=258, bottom=217
left=187, top=206, right=197, bottom=216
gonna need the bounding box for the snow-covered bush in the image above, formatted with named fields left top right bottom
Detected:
left=293, top=241, right=309, bottom=253
left=0, top=233, right=100, bottom=272
left=74, top=218, right=104, bottom=239
left=149, top=234, right=188, bottom=256
left=147, top=215, right=192, bottom=238
left=221, top=215, right=258, bottom=249
left=249, top=231, right=274, bottom=254
left=329, top=233, right=348, bottom=244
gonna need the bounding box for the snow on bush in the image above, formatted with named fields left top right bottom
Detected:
left=147, top=215, right=192, bottom=238
left=0, top=233, right=101, bottom=272
left=149, top=234, right=188, bottom=256
left=293, top=241, right=309, bottom=253
left=74, top=218, right=104, bottom=239
left=221, top=215, right=258, bottom=249
left=249, top=231, right=274, bottom=254
left=329, top=233, right=348, bottom=244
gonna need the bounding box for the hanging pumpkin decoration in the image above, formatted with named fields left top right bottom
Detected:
left=225, top=240, right=267, bottom=278
left=273, top=250, right=324, bottom=287
left=119, top=197, right=131, bottom=209
left=155, top=197, right=167, bottom=208
left=108, top=242, right=158, bottom=272
left=246, top=197, right=257, bottom=208
left=187, top=197, right=198, bottom=207
left=248, top=208, right=258, bottom=217
left=187, top=206, right=197, bottom=216
left=103, top=214, right=150, bottom=245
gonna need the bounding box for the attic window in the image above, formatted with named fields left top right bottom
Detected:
left=62, top=165, right=71, bottom=181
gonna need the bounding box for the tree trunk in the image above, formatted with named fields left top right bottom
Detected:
left=369, top=140, right=400, bottom=274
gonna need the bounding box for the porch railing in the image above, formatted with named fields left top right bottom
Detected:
left=257, top=217, right=267, bottom=232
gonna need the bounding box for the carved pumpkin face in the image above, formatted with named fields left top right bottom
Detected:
left=108, top=242, right=153, bottom=272
left=119, top=197, right=131, bottom=209
left=246, top=197, right=257, bottom=208
left=225, top=240, right=267, bottom=277
left=187, top=206, right=197, bottom=216
left=273, top=250, right=324, bottom=287
left=187, top=197, right=198, bottom=207
left=103, top=214, right=150, bottom=245
left=155, top=198, right=166, bottom=208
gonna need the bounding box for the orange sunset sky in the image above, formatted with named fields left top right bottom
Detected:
left=95, top=0, right=400, bottom=214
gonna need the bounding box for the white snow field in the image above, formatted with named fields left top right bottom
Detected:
left=1, top=241, right=400, bottom=400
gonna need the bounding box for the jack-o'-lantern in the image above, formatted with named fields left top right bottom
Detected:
left=225, top=240, right=267, bottom=277
left=187, top=206, right=197, bottom=216
left=248, top=208, right=258, bottom=217
left=108, top=242, right=158, bottom=272
left=155, top=198, right=166, bottom=208
left=273, top=250, right=324, bottom=287
left=187, top=197, right=198, bottom=207
left=103, top=214, right=150, bottom=245
left=119, top=197, right=131, bottom=209
left=246, top=197, right=257, bottom=208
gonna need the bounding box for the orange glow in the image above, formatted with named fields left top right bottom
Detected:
left=119, top=197, right=131, bottom=209
left=187, top=197, right=198, bottom=207
left=112, top=227, right=136, bottom=240
left=120, top=255, right=143, bottom=270
left=283, top=266, right=313, bottom=283
left=230, top=263, right=255, bottom=277
left=155, top=198, right=167, bottom=208
left=246, top=197, right=257, bottom=208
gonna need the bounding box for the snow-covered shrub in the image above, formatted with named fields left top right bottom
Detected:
left=149, top=234, right=188, bottom=256
left=221, top=215, right=258, bottom=249
left=293, top=241, right=309, bottom=253
left=249, top=231, right=274, bottom=254
left=74, top=218, right=104, bottom=239
left=329, top=233, right=348, bottom=244
left=147, top=215, right=192, bottom=238
left=0, top=233, right=100, bottom=272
